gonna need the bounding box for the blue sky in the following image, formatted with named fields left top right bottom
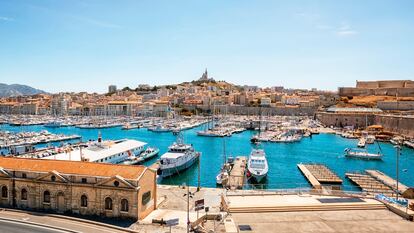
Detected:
left=0, top=0, right=413, bottom=93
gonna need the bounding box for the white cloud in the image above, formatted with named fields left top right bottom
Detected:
left=336, top=23, right=358, bottom=36
left=0, top=16, right=14, bottom=21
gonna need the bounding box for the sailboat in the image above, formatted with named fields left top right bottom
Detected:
left=216, top=138, right=230, bottom=185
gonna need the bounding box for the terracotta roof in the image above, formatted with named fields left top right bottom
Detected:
left=0, top=157, right=147, bottom=180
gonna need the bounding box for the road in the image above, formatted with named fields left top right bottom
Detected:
left=0, top=219, right=70, bottom=233
left=0, top=210, right=134, bottom=233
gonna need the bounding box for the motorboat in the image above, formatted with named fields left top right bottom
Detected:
left=247, top=149, right=269, bottom=182
left=344, top=148, right=383, bottom=160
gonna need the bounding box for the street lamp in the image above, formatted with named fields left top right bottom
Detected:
left=183, top=183, right=194, bottom=233
left=394, top=144, right=401, bottom=201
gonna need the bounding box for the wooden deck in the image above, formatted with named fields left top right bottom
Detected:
left=346, top=172, right=395, bottom=194
left=298, top=164, right=342, bottom=189
left=365, top=170, right=409, bottom=194
left=227, top=156, right=247, bottom=190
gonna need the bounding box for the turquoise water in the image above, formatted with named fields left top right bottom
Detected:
left=2, top=124, right=413, bottom=190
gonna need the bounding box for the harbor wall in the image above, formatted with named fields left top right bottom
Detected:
left=315, top=112, right=375, bottom=129
left=338, top=87, right=414, bottom=97
left=194, top=105, right=317, bottom=116
left=317, top=112, right=414, bottom=138
left=374, top=114, right=414, bottom=138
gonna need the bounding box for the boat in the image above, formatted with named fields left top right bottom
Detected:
left=44, top=121, right=62, bottom=128
left=366, top=135, right=376, bottom=144
left=140, top=147, right=160, bottom=161
left=157, top=133, right=200, bottom=178
left=247, top=149, right=269, bottom=182
left=216, top=138, right=230, bottom=186
left=122, top=123, right=140, bottom=130
left=357, top=138, right=366, bottom=148
left=250, top=135, right=259, bottom=143
left=403, top=140, right=414, bottom=149
left=390, top=136, right=404, bottom=145
left=344, top=148, right=383, bottom=160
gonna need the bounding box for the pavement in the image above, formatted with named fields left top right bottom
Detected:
left=229, top=209, right=414, bottom=233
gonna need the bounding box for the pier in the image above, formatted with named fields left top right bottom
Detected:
left=298, top=164, right=342, bottom=189
left=365, top=170, right=409, bottom=195
left=346, top=172, right=395, bottom=195
left=227, top=156, right=247, bottom=190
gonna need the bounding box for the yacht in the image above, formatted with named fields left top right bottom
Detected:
left=44, top=121, right=62, bottom=128
left=247, top=149, right=268, bottom=182
left=121, top=147, right=159, bottom=165
left=157, top=134, right=200, bottom=178
left=344, top=148, right=383, bottom=160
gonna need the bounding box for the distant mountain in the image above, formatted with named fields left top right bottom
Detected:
left=0, top=83, right=47, bottom=97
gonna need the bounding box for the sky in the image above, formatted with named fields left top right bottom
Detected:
left=0, top=0, right=413, bottom=93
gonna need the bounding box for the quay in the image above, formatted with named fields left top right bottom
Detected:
left=297, top=164, right=342, bottom=189
left=226, top=156, right=247, bottom=190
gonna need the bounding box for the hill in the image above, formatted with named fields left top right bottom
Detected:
left=0, top=83, right=47, bottom=97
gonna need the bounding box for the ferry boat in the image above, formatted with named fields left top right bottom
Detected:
left=344, top=148, right=383, bottom=160
left=157, top=134, right=200, bottom=178
left=247, top=149, right=269, bottom=182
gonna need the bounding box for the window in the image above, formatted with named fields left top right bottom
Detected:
left=104, top=197, right=112, bottom=210
left=113, top=181, right=119, bottom=187
left=22, top=173, right=27, bottom=178
left=81, top=178, right=87, bottom=183
left=43, top=191, right=51, bottom=203
left=142, top=191, right=151, bottom=205
left=21, top=188, right=28, bottom=201
left=51, top=175, right=56, bottom=182
left=1, top=186, right=8, bottom=198
left=81, top=195, right=88, bottom=207
left=121, top=199, right=129, bottom=212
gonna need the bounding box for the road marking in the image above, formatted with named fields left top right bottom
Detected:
left=50, top=218, right=126, bottom=233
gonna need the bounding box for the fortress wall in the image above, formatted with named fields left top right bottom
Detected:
left=377, top=101, right=414, bottom=111
left=356, top=81, right=379, bottom=89
left=374, top=114, right=414, bottom=138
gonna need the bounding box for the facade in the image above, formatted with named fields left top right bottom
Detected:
left=0, top=157, right=157, bottom=220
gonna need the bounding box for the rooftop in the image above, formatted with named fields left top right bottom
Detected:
left=0, top=157, right=147, bottom=180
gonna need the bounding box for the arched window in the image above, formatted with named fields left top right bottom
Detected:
left=104, top=197, right=112, bottom=210
left=43, top=191, right=51, bottom=203
left=1, top=186, right=7, bottom=198
left=81, top=195, right=88, bottom=207
left=121, top=199, right=128, bottom=212
left=21, top=188, right=28, bottom=201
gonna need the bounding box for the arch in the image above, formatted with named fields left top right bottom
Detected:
left=104, top=197, right=112, bottom=210
left=81, top=194, right=88, bottom=207
left=1, top=186, right=8, bottom=198
left=21, top=188, right=28, bottom=201
left=120, top=199, right=128, bottom=212
left=43, top=190, right=51, bottom=203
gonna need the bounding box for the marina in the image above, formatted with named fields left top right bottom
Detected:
left=0, top=117, right=413, bottom=191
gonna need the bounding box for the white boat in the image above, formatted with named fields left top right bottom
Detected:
left=121, top=147, right=159, bottom=165
left=157, top=134, right=200, bottom=178
left=366, top=135, right=375, bottom=144
left=122, top=123, right=140, bottom=130
left=216, top=138, right=230, bottom=186
left=44, top=121, right=62, bottom=128
left=357, top=138, right=366, bottom=148
left=403, top=140, right=414, bottom=149
left=344, top=148, right=383, bottom=160
left=247, top=149, right=268, bottom=182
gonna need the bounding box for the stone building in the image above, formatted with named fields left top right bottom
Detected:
left=0, top=157, right=157, bottom=220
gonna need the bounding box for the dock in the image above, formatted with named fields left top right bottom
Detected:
left=346, top=172, right=395, bottom=195
left=227, top=156, right=247, bottom=190
left=365, top=170, right=409, bottom=194
left=298, top=164, right=342, bottom=189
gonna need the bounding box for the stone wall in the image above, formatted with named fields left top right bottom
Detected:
left=377, top=101, right=414, bottom=111
left=193, top=105, right=317, bottom=116
left=316, top=112, right=374, bottom=128
left=374, top=114, right=414, bottom=138
left=338, top=87, right=414, bottom=97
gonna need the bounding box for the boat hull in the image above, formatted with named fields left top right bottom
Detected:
left=158, top=154, right=199, bottom=178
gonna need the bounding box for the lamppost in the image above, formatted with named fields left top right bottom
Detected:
left=394, top=144, right=401, bottom=200
left=183, top=183, right=194, bottom=233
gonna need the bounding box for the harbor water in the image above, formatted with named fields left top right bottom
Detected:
left=2, top=124, right=414, bottom=190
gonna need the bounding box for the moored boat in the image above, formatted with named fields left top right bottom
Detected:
left=344, top=148, right=383, bottom=160
left=247, top=149, right=268, bottom=182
